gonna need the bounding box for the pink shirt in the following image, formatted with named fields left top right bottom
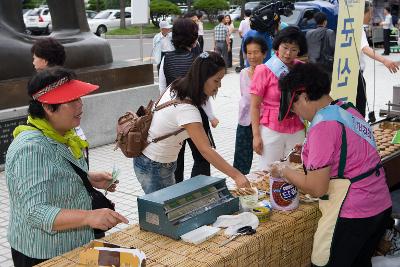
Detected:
left=238, top=68, right=252, bottom=126
left=302, top=104, right=392, bottom=218
left=250, top=63, right=304, bottom=134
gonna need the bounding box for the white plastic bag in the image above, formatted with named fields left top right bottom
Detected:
left=212, top=212, right=259, bottom=236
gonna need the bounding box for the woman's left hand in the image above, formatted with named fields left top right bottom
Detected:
left=269, top=162, right=290, bottom=180
left=89, top=171, right=117, bottom=191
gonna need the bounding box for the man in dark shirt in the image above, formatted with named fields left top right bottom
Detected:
left=305, top=12, right=335, bottom=72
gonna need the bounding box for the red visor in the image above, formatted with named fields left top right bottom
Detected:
left=282, top=88, right=305, bottom=121
left=33, top=79, right=99, bottom=104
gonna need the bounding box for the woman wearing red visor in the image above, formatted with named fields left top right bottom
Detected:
left=5, top=67, right=128, bottom=267
left=272, top=63, right=392, bottom=267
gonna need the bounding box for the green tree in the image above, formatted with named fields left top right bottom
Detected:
left=150, top=0, right=181, bottom=27
left=194, top=0, right=229, bottom=23
left=23, top=0, right=45, bottom=9
left=104, top=0, right=130, bottom=9
left=88, top=0, right=106, bottom=11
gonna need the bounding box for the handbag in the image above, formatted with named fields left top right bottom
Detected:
left=115, top=93, right=193, bottom=158
left=69, top=162, right=115, bottom=236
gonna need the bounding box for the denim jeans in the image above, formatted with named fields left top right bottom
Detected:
left=133, top=154, right=177, bottom=194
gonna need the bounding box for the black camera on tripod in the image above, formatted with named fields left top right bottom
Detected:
left=250, top=1, right=295, bottom=35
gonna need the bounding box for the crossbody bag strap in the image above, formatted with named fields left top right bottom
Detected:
left=68, top=161, right=96, bottom=194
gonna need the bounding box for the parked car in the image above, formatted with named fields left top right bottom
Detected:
left=86, top=10, right=98, bottom=19
left=22, top=9, right=31, bottom=15
left=226, top=2, right=260, bottom=19
left=229, top=5, right=239, bottom=13
left=245, top=1, right=262, bottom=12
left=24, top=7, right=52, bottom=35
left=88, top=9, right=132, bottom=36
left=280, top=0, right=337, bottom=33
left=48, top=9, right=98, bottom=32
left=229, top=7, right=242, bottom=21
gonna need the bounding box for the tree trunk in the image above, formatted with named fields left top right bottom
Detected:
left=119, top=0, right=126, bottom=29
left=187, top=0, right=192, bottom=12
left=96, top=0, right=100, bottom=12
left=240, top=0, right=245, bottom=20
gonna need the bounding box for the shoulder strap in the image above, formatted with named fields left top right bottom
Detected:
left=338, top=102, right=356, bottom=110
left=151, top=128, right=186, bottom=143
left=151, top=98, right=194, bottom=143
left=153, top=91, right=165, bottom=109
left=338, top=123, right=347, bottom=178
left=336, top=122, right=383, bottom=182
left=68, top=161, right=96, bottom=194
left=153, top=84, right=193, bottom=110
left=154, top=99, right=193, bottom=111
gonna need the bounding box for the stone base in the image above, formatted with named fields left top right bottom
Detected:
left=81, top=83, right=159, bottom=147
left=0, top=61, right=154, bottom=110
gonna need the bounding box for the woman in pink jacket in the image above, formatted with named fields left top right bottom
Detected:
left=250, top=26, right=307, bottom=170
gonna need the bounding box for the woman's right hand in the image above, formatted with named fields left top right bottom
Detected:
left=253, top=135, right=263, bottom=155
left=85, top=209, right=128, bottom=230
left=234, top=174, right=251, bottom=188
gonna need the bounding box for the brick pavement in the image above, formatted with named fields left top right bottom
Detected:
left=0, top=50, right=399, bottom=266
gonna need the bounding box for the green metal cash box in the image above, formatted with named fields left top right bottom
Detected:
left=137, top=175, right=239, bottom=239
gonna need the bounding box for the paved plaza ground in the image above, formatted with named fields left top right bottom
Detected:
left=0, top=50, right=399, bottom=266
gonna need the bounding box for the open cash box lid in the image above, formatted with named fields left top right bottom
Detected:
left=79, top=240, right=146, bottom=267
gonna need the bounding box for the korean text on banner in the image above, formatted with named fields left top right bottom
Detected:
left=330, top=0, right=365, bottom=104
left=131, top=0, right=149, bottom=25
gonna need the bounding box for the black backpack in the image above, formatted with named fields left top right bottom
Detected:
left=318, top=28, right=335, bottom=72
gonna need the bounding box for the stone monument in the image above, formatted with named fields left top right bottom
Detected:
left=0, top=0, right=158, bottom=167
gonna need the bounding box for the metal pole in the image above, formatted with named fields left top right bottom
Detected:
left=140, top=24, right=144, bottom=62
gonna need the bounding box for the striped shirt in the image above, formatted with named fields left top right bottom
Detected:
left=5, top=130, right=94, bottom=259
left=163, top=49, right=194, bottom=86
left=214, top=23, right=228, bottom=41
